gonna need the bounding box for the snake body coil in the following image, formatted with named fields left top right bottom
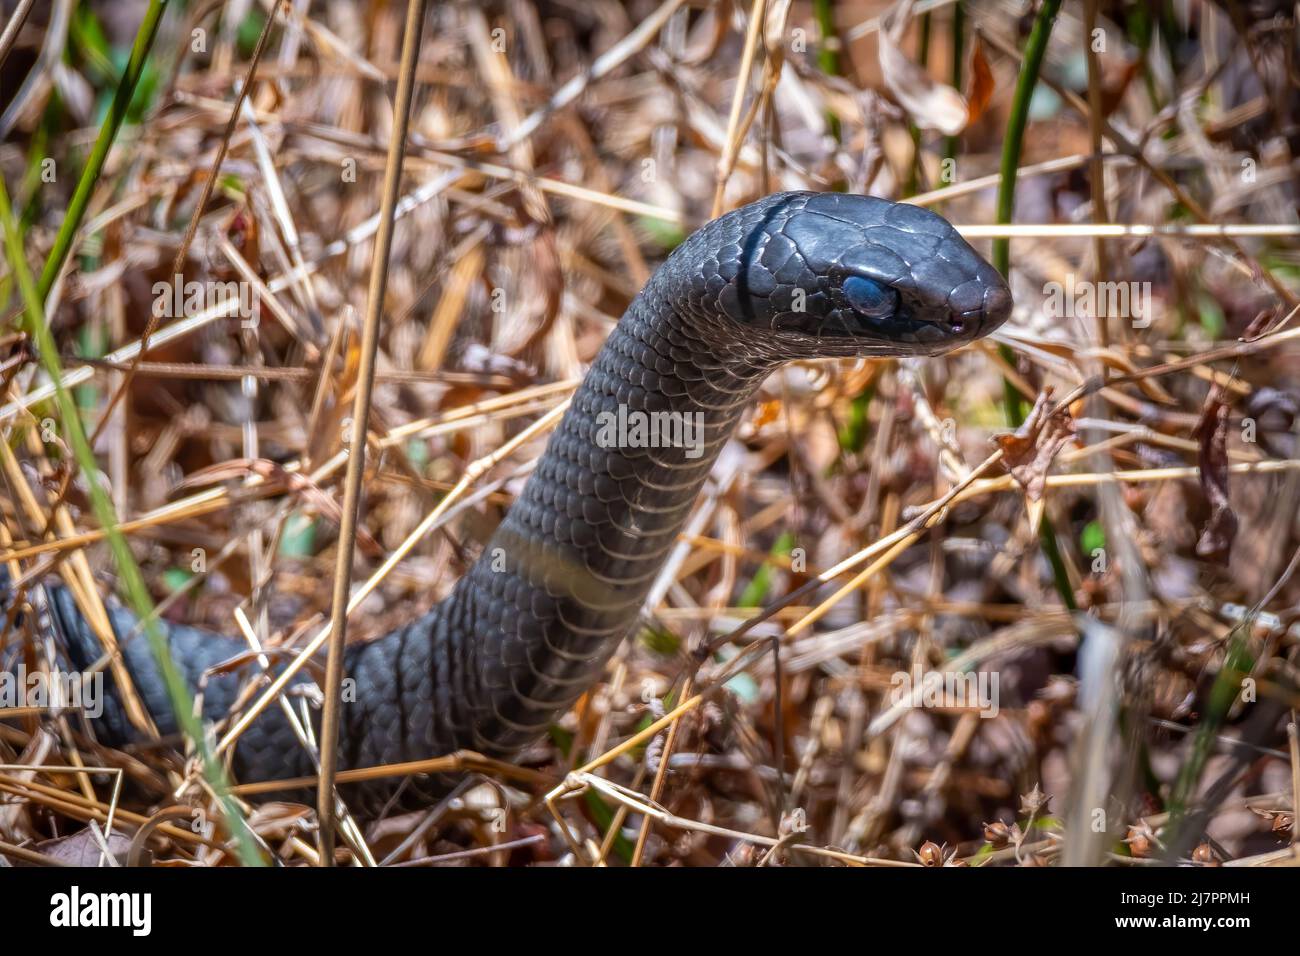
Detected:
left=4, top=192, right=1011, bottom=814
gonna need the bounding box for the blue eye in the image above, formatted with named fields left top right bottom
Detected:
left=844, top=276, right=897, bottom=318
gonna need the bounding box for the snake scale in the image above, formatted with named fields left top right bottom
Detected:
left=2, top=191, right=1012, bottom=815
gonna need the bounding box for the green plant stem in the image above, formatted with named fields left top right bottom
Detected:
left=991, top=0, right=1075, bottom=611
left=993, top=0, right=1061, bottom=306
left=0, top=178, right=262, bottom=866
left=35, top=0, right=166, bottom=300
left=905, top=11, right=933, bottom=197
left=943, top=2, right=965, bottom=163
left=2, top=0, right=263, bottom=865
left=993, top=0, right=1063, bottom=414
left=812, top=0, right=842, bottom=143
left=1164, top=627, right=1255, bottom=853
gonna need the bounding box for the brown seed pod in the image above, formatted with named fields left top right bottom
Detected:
left=1191, top=843, right=1220, bottom=866
left=983, top=820, right=1013, bottom=847
left=917, top=841, right=944, bottom=867
left=1019, top=784, right=1050, bottom=817
left=1124, top=824, right=1154, bottom=859
left=1247, top=806, right=1293, bottom=833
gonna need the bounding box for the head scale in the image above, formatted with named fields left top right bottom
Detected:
left=666, top=191, right=1012, bottom=362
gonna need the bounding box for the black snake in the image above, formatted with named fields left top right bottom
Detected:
left=2, top=191, right=1012, bottom=815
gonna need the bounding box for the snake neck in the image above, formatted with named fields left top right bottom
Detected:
left=445, top=292, right=772, bottom=755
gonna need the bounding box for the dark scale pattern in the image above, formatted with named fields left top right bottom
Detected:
left=1, top=192, right=1012, bottom=816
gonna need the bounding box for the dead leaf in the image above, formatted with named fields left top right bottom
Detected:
left=1100, top=56, right=1141, bottom=118
left=201, top=644, right=315, bottom=678
left=763, top=0, right=794, bottom=57
left=966, top=38, right=995, bottom=124
left=1193, top=386, right=1237, bottom=564
left=37, top=825, right=133, bottom=866
left=175, top=458, right=383, bottom=557
left=247, top=801, right=314, bottom=841
left=752, top=400, right=782, bottom=428
left=681, top=0, right=732, bottom=66
left=993, top=389, right=1077, bottom=502
left=1242, top=304, right=1284, bottom=341
left=878, top=18, right=968, bottom=136
left=1024, top=339, right=1177, bottom=406
left=1246, top=386, right=1298, bottom=457
left=498, top=194, right=564, bottom=359
left=221, top=203, right=260, bottom=274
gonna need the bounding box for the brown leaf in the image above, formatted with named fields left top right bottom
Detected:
left=247, top=801, right=314, bottom=840
left=993, top=390, right=1077, bottom=502
left=763, top=0, right=794, bottom=57
left=37, top=826, right=133, bottom=866
left=878, top=22, right=968, bottom=136
left=1099, top=57, right=1141, bottom=118
left=1242, top=305, right=1282, bottom=341
left=175, top=458, right=383, bottom=557
left=680, top=0, right=730, bottom=66
left=751, top=400, right=782, bottom=428
left=221, top=204, right=259, bottom=272
left=1003, top=337, right=1177, bottom=406
left=498, top=193, right=564, bottom=359
left=1193, top=387, right=1237, bottom=564
left=501, top=227, right=564, bottom=357
left=965, top=38, right=995, bottom=124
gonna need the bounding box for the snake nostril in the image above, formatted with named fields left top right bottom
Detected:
left=949, top=318, right=965, bottom=335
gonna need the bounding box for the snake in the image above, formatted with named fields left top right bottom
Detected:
left=2, top=191, right=1012, bottom=816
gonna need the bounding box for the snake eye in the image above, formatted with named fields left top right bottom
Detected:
left=843, top=276, right=898, bottom=319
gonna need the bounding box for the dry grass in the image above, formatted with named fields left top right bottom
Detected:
left=0, top=0, right=1298, bottom=867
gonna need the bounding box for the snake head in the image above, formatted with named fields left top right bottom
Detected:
left=677, top=191, right=1012, bottom=361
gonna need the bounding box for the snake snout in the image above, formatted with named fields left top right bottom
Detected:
left=943, top=282, right=1011, bottom=339
left=929, top=252, right=1013, bottom=347
left=981, top=281, right=1013, bottom=332
left=958, top=276, right=1011, bottom=345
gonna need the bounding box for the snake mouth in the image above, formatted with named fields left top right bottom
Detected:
left=840, top=312, right=951, bottom=345
left=769, top=305, right=984, bottom=357
left=940, top=307, right=985, bottom=340
left=809, top=266, right=1012, bottom=355
left=870, top=281, right=1012, bottom=351
left=819, top=295, right=997, bottom=352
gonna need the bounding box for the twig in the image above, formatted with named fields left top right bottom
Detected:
left=317, top=0, right=428, bottom=866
